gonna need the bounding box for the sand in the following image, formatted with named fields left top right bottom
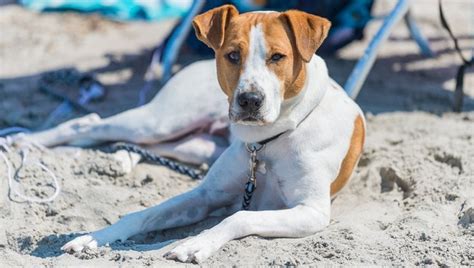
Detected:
left=0, top=0, right=473, bottom=266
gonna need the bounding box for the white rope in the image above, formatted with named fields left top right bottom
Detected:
left=0, top=136, right=61, bottom=203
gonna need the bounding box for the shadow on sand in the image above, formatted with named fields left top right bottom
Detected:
left=28, top=216, right=223, bottom=258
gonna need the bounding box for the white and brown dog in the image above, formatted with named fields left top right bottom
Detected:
left=14, top=5, right=365, bottom=263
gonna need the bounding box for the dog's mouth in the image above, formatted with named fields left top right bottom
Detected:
left=229, top=112, right=267, bottom=126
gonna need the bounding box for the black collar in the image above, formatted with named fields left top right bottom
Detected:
left=256, top=131, right=286, bottom=146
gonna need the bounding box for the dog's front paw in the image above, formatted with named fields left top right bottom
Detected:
left=163, top=235, right=223, bottom=263
left=61, top=234, right=98, bottom=253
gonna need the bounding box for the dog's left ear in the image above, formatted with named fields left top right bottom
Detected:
left=281, top=10, right=331, bottom=62
left=192, top=5, right=239, bottom=51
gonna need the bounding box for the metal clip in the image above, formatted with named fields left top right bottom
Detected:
left=245, top=143, right=264, bottom=188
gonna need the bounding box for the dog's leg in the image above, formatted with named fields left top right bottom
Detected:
left=108, top=131, right=228, bottom=173
left=61, top=142, right=247, bottom=253
left=14, top=114, right=226, bottom=174
left=145, top=133, right=228, bottom=165
left=13, top=61, right=227, bottom=148
left=165, top=203, right=330, bottom=263
left=61, top=187, right=210, bottom=253
left=109, top=150, right=142, bottom=174
left=85, top=132, right=227, bottom=174
left=13, top=113, right=103, bottom=147
left=15, top=105, right=169, bottom=147
left=164, top=161, right=333, bottom=263
left=14, top=100, right=222, bottom=149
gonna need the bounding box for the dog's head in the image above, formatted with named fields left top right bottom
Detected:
left=193, top=5, right=330, bottom=126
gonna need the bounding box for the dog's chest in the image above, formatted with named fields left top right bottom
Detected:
left=245, top=154, right=287, bottom=210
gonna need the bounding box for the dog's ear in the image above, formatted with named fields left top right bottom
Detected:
left=281, top=10, right=331, bottom=62
left=192, top=5, right=239, bottom=51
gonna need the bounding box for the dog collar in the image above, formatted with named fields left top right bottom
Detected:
left=255, top=131, right=286, bottom=146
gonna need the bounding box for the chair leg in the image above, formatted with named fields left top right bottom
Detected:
left=404, top=10, right=435, bottom=57
left=344, top=0, right=410, bottom=99
left=161, top=0, right=206, bottom=83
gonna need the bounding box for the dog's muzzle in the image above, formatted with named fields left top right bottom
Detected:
left=232, top=91, right=265, bottom=123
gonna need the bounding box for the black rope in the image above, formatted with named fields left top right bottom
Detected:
left=438, top=0, right=473, bottom=112
left=242, top=180, right=256, bottom=210
left=112, top=143, right=204, bottom=180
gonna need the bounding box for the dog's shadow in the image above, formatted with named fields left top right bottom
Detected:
left=29, top=216, right=223, bottom=258
left=29, top=233, right=80, bottom=258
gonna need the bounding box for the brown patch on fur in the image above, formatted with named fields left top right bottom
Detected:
left=330, top=115, right=365, bottom=196
left=281, top=10, right=331, bottom=62
left=263, top=14, right=306, bottom=100
left=192, top=5, right=238, bottom=50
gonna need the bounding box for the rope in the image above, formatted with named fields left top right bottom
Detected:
left=242, top=180, right=256, bottom=210
left=439, top=0, right=473, bottom=112
left=0, top=136, right=61, bottom=203
left=0, top=138, right=203, bottom=203
left=112, top=143, right=204, bottom=180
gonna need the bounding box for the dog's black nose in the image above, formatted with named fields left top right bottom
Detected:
left=237, top=92, right=264, bottom=111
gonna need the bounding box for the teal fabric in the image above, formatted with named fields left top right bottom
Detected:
left=20, top=0, right=192, bottom=21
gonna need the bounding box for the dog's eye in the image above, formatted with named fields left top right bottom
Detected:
left=226, top=51, right=240, bottom=64
left=270, top=53, right=285, bottom=62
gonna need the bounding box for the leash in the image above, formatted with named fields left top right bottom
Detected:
left=0, top=69, right=103, bottom=204
left=112, top=143, right=205, bottom=180
left=242, top=143, right=265, bottom=210
left=241, top=132, right=284, bottom=210
left=438, top=0, right=473, bottom=112
left=0, top=135, right=61, bottom=203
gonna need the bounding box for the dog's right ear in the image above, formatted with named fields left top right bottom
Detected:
left=192, top=5, right=239, bottom=51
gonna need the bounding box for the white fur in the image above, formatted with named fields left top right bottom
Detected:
left=12, top=19, right=365, bottom=264
left=230, top=24, right=281, bottom=125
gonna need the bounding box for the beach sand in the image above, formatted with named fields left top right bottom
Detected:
left=0, top=0, right=473, bottom=266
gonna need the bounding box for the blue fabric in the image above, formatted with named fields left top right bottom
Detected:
left=20, top=0, right=192, bottom=21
